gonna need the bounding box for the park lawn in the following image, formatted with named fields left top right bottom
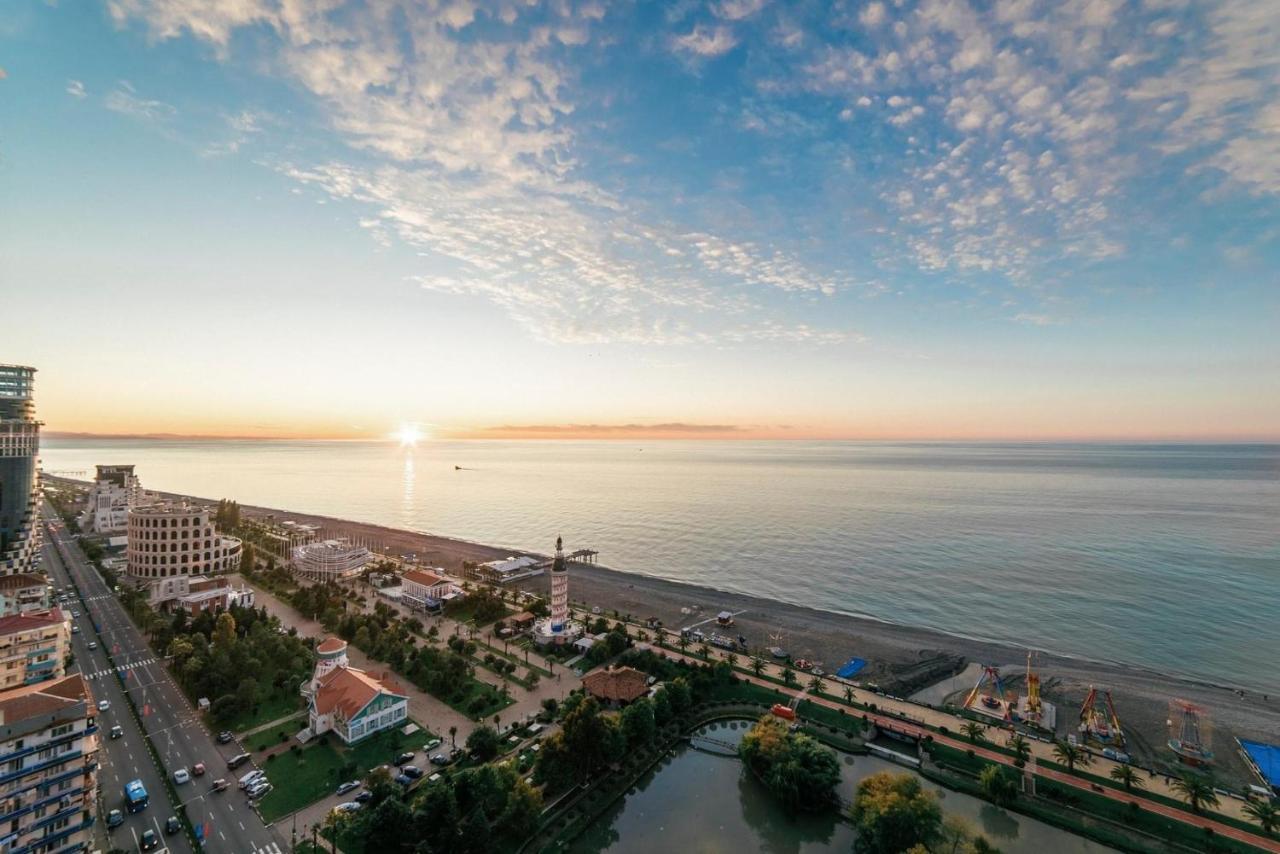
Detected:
left=245, top=718, right=307, bottom=752
left=256, top=723, right=436, bottom=822
left=221, top=690, right=306, bottom=734
left=444, top=599, right=512, bottom=628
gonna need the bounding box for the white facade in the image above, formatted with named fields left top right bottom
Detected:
left=83, top=465, right=143, bottom=534
left=292, top=538, right=369, bottom=581
left=399, top=568, right=461, bottom=611
left=126, top=502, right=242, bottom=604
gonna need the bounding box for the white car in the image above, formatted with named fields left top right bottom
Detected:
left=173, top=768, right=191, bottom=785
left=333, top=801, right=360, bottom=814
left=97, top=700, right=110, bottom=712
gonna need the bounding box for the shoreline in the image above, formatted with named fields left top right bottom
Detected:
left=46, top=476, right=1280, bottom=787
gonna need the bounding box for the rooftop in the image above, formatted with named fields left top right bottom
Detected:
left=582, top=666, right=649, bottom=704
left=312, top=666, right=406, bottom=720
left=402, top=568, right=449, bottom=588
left=0, top=608, right=66, bottom=635
left=0, top=673, right=90, bottom=733
left=316, top=637, right=348, bottom=655
left=0, top=573, right=49, bottom=592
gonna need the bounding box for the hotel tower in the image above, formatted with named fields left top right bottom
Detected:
left=0, top=365, right=41, bottom=576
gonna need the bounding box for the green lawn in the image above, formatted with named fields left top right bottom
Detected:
left=220, top=690, right=306, bottom=734
left=256, top=722, right=436, bottom=822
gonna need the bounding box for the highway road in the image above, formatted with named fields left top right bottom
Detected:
left=41, top=505, right=286, bottom=854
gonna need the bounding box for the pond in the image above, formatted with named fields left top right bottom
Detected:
left=570, top=719, right=1114, bottom=854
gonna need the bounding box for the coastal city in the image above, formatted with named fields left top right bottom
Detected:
left=3, top=356, right=1279, bottom=854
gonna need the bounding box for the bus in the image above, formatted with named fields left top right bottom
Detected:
left=124, top=779, right=149, bottom=813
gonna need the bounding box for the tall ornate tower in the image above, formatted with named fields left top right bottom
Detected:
left=549, top=535, right=568, bottom=632
left=0, top=365, right=41, bottom=576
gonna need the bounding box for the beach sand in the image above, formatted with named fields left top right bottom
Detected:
left=98, top=485, right=1280, bottom=788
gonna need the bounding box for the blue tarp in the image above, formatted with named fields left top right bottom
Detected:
left=836, top=657, right=867, bottom=679
left=1240, top=739, right=1280, bottom=788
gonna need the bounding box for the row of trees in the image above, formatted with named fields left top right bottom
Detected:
left=213, top=498, right=242, bottom=532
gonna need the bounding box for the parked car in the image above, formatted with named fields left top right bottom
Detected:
left=394, top=751, right=414, bottom=766
left=107, top=809, right=124, bottom=829
left=425, top=738, right=442, bottom=750
left=247, top=782, right=272, bottom=799
left=139, top=829, right=160, bottom=851
left=173, top=768, right=190, bottom=785
left=87, top=641, right=98, bottom=650
left=402, top=766, right=424, bottom=780
left=333, top=802, right=361, bottom=814
left=109, top=725, right=124, bottom=739
left=227, top=752, right=251, bottom=769
left=97, top=700, right=110, bottom=712
left=394, top=773, right=413, bottom=787
left=71, top=626, right=80, bottom=634
left=429, top=753, right=450, bottom=766
left=212, top=778, right=230, bottom=792
left=238, top=770, right=265, bottom=789
left=353, top=790, right=373, bottom=804
left=336, top=780, right=360, bottom=795
left=217, top=731, right=234, bottom=744
left=192, top=762, right=206, bottom=776
left=72, top=610, right=80, bottom=617
left=165, top=816, right=180, bottom=834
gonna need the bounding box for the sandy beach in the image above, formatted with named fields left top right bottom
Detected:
left=76, top=481, right=1280, bottom=789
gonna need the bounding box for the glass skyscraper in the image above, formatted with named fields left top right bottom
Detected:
left=0, top=365, right=41, bottom=575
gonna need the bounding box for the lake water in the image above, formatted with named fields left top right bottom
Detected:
left=40, top=439, right=1280, bottom=691
left=569, top=719, right=1113, bottom=853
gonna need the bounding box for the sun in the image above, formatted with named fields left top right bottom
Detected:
left=395, top=423, right=423, bottom=447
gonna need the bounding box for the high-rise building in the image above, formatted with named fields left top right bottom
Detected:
left=0, top=365, right=41, bottom=577
left=0, top=672, right=99, bottom=852
left=82, top=465, right=143, bottom=534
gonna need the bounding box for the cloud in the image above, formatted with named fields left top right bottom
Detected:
left=715, top=0, right=766, bottom=21
left=104, top=81, right=175, bottom=122
left=66, top=79, right=86, bottom=98
left=671, top=24, right=739, bottom=57
left=859, top=2, right=887, bottom=28
left=202, top=108, right=268, bottom=156
left=481, top=422, right=744, bottom=434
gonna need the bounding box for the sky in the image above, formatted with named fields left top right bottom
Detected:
left=2, top=0, right=1278, bottom=441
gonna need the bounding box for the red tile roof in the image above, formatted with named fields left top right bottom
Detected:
left=316, top=637, right=347, bottom=655
left=0, top=573, right=47, bottom=592
left=582, top=666, right=649, bottom=704
left=402, top=569, right=448, bottom=589
left=312, top=667, right=406, bottom=720
left=0, top=608, right=66, bottom=636
left=0, top=673, right=91, bottom=728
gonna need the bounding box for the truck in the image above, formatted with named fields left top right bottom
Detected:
left=124, top=778, right=149, bottom=813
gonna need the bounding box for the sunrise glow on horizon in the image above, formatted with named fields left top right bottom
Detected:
left=4, top=1, right=1278, bottom=442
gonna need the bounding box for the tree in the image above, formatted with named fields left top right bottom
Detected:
left=782, top=666, right=796, bottom=686
left=1007, top=733, right=1030, bottom=765
left=1109, top=764, right=1144, bottom=792
left=807, top=675, right=827, bottom=695
left=962, top=721, right=987, bottom=744
left=979, top=765, right=1018, bottom=806
left=466, top=725, right=501, bottom=761
left=1052, top=740, right=1088, bottom=773
left=677, top=635, right=690, bottom=654
left=751, top=658, right=765, bottom=678
left=620, top=698, right=657, bottom=747
left=447, top=725, right=458, bottom=747
left=1244, top=799, right=1279, bottom=835
left=697, top=643, right=711, bottom=659
left=212, top=612, right=237, bottom=648
left=843, top=686, right=854, bottom=705
left=739, top=714, right=840, bottom=812
left=850, top=771, right=943, bottom=853
left=1171, top=773, right=1219, bottom=813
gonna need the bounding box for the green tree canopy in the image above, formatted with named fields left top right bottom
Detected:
left=850, top=771, right=943, bottom=853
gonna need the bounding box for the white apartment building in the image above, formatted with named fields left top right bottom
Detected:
left=126, top=502, right=242, bottom=605
left=81, top=465, right=143, bottom=534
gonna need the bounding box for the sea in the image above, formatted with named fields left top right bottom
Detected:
left=41, top=439, right=1280, bottom=693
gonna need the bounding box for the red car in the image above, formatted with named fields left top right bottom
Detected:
left=192, top=762, right=206, bottom=777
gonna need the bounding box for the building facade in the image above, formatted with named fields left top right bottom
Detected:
left=292, top=539, right=369, bottom=581
left=301, top=638, right=408, bottom=745
left=173, top=577, right=256, bottom=616
left=398, top=568, right=461, bottom=612
left=126, top=503, right=242, bottom=605
left=0, top=575, right=53, bottom=619
left=0, top=610, right=70, bottom=690
left=472, top=555, right=543, bottom=584
left=0, top=366, right=41, bottom=577
left=0, top=673, right=99, bottom=854
left=81, top=465, right=142, bottom=534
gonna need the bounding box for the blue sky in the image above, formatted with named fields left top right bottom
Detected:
left=2, top=0, right=1278, bottom=439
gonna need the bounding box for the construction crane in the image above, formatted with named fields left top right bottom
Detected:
left=1079, top=685, right=1125, bottom=747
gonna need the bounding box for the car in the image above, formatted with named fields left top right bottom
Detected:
left=87, top=641, right=98, bottom=650
left=239, top=769, right=265, bottom=789
left=394, top=773, right=413, bottom=787
left=139, top=829, right=160, bottom=851
left=217, top=730, right=234, bottom=744
left=212, top=778, right=230, bottom=792
left=165, top=816, right=180, bottom=835
left=173, top=768, right=190, bottom=785
left=107, top=809, right=124, bottom=829
left=394, top=751, right=415, bottom=766
left=110, top=725, right=124, bottom=739
left=97, top=700, right=110, bottom=712
left=425, top=738, right=442, bottom=750
left=192, top=762, right=206, bottom=776
left=227, top=752, right=251, bottom=769
left=402, top=766, right=424, bottom=780
left=353, top=790, right=373, bottom=804
left=71, top=626, right=80, bottom=634
left=336, top=780, right=360, bottom=795
left=72, top=610, right=80, bottom=617
left=429, top=753, right=450, bottom=766
left=333, top=801, right=361, bottom=814
left=247, top=782, right=272, bottom=799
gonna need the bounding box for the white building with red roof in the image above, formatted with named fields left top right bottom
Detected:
left=399, top=567, right=462, bottom=612
left=301, top=637, right=408, bottom=744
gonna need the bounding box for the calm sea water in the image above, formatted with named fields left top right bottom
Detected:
left=41, top=439, right=1280, bottom=691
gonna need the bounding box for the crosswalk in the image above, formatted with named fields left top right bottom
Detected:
left=252, top=843, right=284, bottom=854
left=82, top=657, right=157, bottom=680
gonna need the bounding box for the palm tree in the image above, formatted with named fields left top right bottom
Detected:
left=1008, top=733, right=1031, bottom=765
left=782, top=666, right=796, bottom=686
left=698, top=644, right=711, bottom=660
left=1052, top=740, right=1087, bottom=773
left=1244, top=799, right=1279, bottom=836
left=962, top=721, right=987, bottom=744
left=1109, top=764, right=1144, bottom=793
left=677, top=635, right=690, bottom=654
left=1172, top=773, right=1220, bottom=814
left=842, top=686, right=854, bottom=705
left=751, top=658, right=765, bottom=678
left=807, top=676, right=826, bottom=695
left=725, top=652, right=739, bottom=670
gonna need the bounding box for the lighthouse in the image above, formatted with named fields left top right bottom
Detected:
left=550, top=535, right=568, bottom=632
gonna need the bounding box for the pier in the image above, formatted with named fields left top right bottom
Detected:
left=533, top=548, right=598, bottom=569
